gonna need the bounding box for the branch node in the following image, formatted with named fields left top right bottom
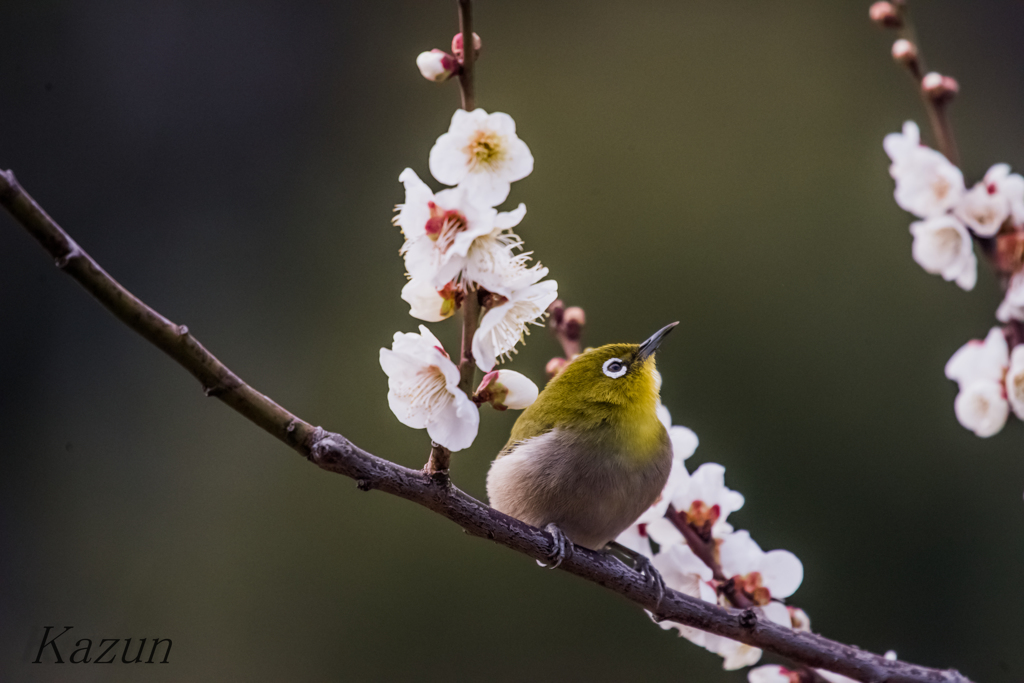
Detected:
left=356, top=479, right=372, bottom=492
left=740, top=608, right=758, bottom=629
left=54, top=246, right=82, bottom=269
left=177, top=324, right=190, bottom=337
left=203, top=374, right=243, bottom=397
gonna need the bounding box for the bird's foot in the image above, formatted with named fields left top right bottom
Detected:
left=536, top=523, right=574, bottom=569
left=606, top=541, right=666, bottom=610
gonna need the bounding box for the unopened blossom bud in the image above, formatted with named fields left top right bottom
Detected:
left=922, top=72, right=959, bottom=103
left=474, top=370, right=538, bottom=410
left=562, top=306, right=586, bottom=340
left=545, top=356, right=569, bottom=379
left=869, top=2, right=902, bottom=28
left=547, top=299, right=566, bottom=327
left=401, top=279, right=460, bottom=322
left=451, top=32, right=482, bottom=61
left=416, top=49, right=458, bottom=82
left=891, top=39, right=918, bottom=66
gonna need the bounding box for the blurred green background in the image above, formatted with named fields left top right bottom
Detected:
left=2, top=1, right=1023, bottom=681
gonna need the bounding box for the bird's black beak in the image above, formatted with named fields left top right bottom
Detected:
left=636, top=322, right=679, bottom=362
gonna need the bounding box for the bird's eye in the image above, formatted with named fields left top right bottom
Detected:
left=602, top=358, right=628, bottom=379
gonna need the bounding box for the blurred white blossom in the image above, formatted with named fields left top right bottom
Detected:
left=997, top=271, right=1024, bottom=323
left=954, top=165, right=1015, bottom=237
left=884, top=121, right=964, bottom=218
left=953, top=381, right=1009, bottom=438
left=472, top=275, right=558, bottom=371
left=379, top=325, right=479, bottom=451
left=1006, top=346, right=1024, bottom=420
left=908, top=215, right=977, bottom=291
left=955, top=163, right=1024, bottom=234
left=945, top=327, right=1009, bottom=437
left=429, top=108, right=534, bottom=207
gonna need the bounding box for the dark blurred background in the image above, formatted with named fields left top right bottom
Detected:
left=1, top=1, right=1023, bottom=681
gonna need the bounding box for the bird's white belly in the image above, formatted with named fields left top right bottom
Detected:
left=486, top=429, right=671, bottom=550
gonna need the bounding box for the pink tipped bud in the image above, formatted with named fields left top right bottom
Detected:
left=416, top=49, right=458, bottom=82
left=474, top=370, right=538, bottom=410
left=451, top=32, right=482, bottom=61
left=922, top=72, right=959, bottom=103
left=545, top=357, right=569, bottom=379
left=561, top=306, right=586, bottom=341
left=869, top=2, right=902, bottom=28
left=547, top=299, right=566, bottom=326
left=891, top=38, right=918, bottom=65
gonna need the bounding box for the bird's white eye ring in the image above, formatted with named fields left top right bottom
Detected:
left=602, top=358, right=628, bottom=379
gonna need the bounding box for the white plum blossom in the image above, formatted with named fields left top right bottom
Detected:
left=955, top=163, right=1024, bottom=234
left=656, top=530, right=796, bottom=671
left=651, top=543, right=714, bottom=601
left=400, top=278, right=459, bottom=322
left=415, top=49, right=457, bottom=82
left=884, top=121, right=965, bottom=218
left=996, top=271, right=1024, bottom=323
left=945, top=327, right=1010, bottom=438
left=395, top=168, right=527, bottom=289
left=908, top=215, right=977, bottom=291
left=473, top=369, right=539, bottom=410
left=652, top=369, right=673, bottom=428
left=472, top=275, right=558, bottom=371
left=718, top=530, right=804, bottom=606
left=646, top=462, right=745, bottom=547
left=379, top=325, right=479, bottom=451
left=1005, top=346, right=1024, bottom=420
left=655, top=547, right=770, bottom=671
left=429, top=108, right=534, bottom=207
left=463, top=229, right=548, bottom=297
left=669, top=425, right=699, bottom=462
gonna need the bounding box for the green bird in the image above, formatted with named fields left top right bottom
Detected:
left=486, top=322, right=678, bottom=588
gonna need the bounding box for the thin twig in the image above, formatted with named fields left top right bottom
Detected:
left=890, top=2, right=960, bottom=165
left=0, top=169, right=973, bottom=683
left=425, top=0, right=480, bottom=478
left=457, top=0, right=475, bottom=111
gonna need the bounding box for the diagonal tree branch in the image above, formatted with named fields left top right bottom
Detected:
left=0, top=168, right=973, bottom=683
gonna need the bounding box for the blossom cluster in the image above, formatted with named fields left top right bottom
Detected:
left=884, top=121, right=1024, bottom=437
left=379, top=100, right=557, bottom=451
left=615, top=396, right=807, bottom=672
